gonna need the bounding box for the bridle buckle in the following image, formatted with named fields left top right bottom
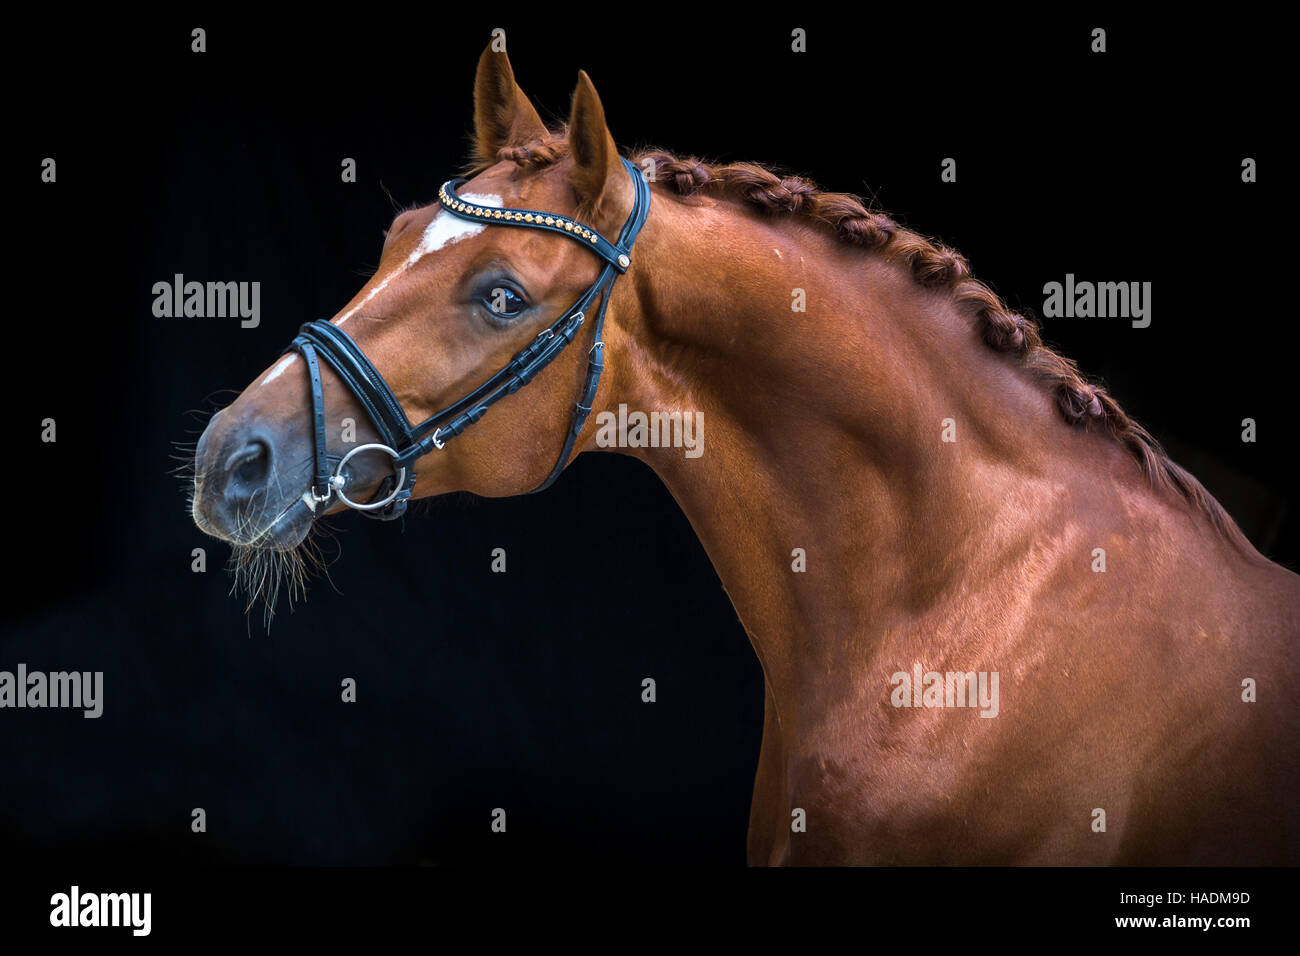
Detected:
left=310, top=475, right=344, bottom=505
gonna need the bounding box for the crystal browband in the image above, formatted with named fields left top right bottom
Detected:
left=437, top=181, right=633, bottom=272
left=438, top=183, right=602, bottom=242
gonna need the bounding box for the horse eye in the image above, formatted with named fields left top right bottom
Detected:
left=483, top=286, right=527, bottom=319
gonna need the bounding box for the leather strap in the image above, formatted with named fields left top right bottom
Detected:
left=530, top=161, right=651, bottom=491
left=439, top=180, right=633, bottom=273
left=289, top=323, right=409, bottom=450
left=297, top=341, right=332, bottom=501
left=285, top=157, right=651, bottom=520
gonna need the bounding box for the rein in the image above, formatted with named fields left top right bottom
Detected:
left=284, top=157, right=651, bottom=520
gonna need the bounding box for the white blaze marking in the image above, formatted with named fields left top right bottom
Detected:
left=336, top=191, right=502, bottom=326
left=334, top=270, right=399, bottom=327
left=256, top=191, right=507, bottom=503
left=261, top=353, right=297, bottom=385
left=256, top=191, right=503, bottom=393
left=413, top=191, right=502, bottom=254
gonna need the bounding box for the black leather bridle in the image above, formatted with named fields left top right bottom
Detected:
left=282, top=157, right=651, bottom=520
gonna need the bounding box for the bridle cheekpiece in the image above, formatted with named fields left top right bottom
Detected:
left=282, top=157, right=651, bottom=520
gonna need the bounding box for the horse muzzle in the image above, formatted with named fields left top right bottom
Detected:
left=191, top=408, right=392, bottom=549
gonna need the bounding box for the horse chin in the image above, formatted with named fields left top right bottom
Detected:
left=252, top=497, right=315, bottom=551
left=212, top=495, right=314, bottom=552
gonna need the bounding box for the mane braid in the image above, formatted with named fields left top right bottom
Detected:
left=472, top=132, right=1250, bottom=553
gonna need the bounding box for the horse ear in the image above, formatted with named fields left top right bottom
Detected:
left=566, top=70, right=623, bottom=214
left=473, top=46, right=548, bottom=167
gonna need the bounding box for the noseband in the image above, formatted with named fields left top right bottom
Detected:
left=283, top=157, right=651, bottom=520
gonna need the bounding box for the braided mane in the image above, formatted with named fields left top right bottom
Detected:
left=476, top=134, right=1248, bottom=550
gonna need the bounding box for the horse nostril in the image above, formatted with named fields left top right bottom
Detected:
left=226, top=439, right=272, bottom=498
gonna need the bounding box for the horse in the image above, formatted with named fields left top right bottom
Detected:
left=191, top=46, right=1300, bottom=865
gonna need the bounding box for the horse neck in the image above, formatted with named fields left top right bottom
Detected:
left=608, top=192, right=1127, bottom=691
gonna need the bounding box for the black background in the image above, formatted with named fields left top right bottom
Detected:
left=3, top=6, right=1291, bottom=927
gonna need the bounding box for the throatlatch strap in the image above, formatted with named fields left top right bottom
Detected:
left=528, top=159, right=651, bottom=492
left=528, top=275, right=613, bottom=494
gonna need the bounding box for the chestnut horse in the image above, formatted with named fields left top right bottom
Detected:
left=192, top=47, right=1300, bottom=865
